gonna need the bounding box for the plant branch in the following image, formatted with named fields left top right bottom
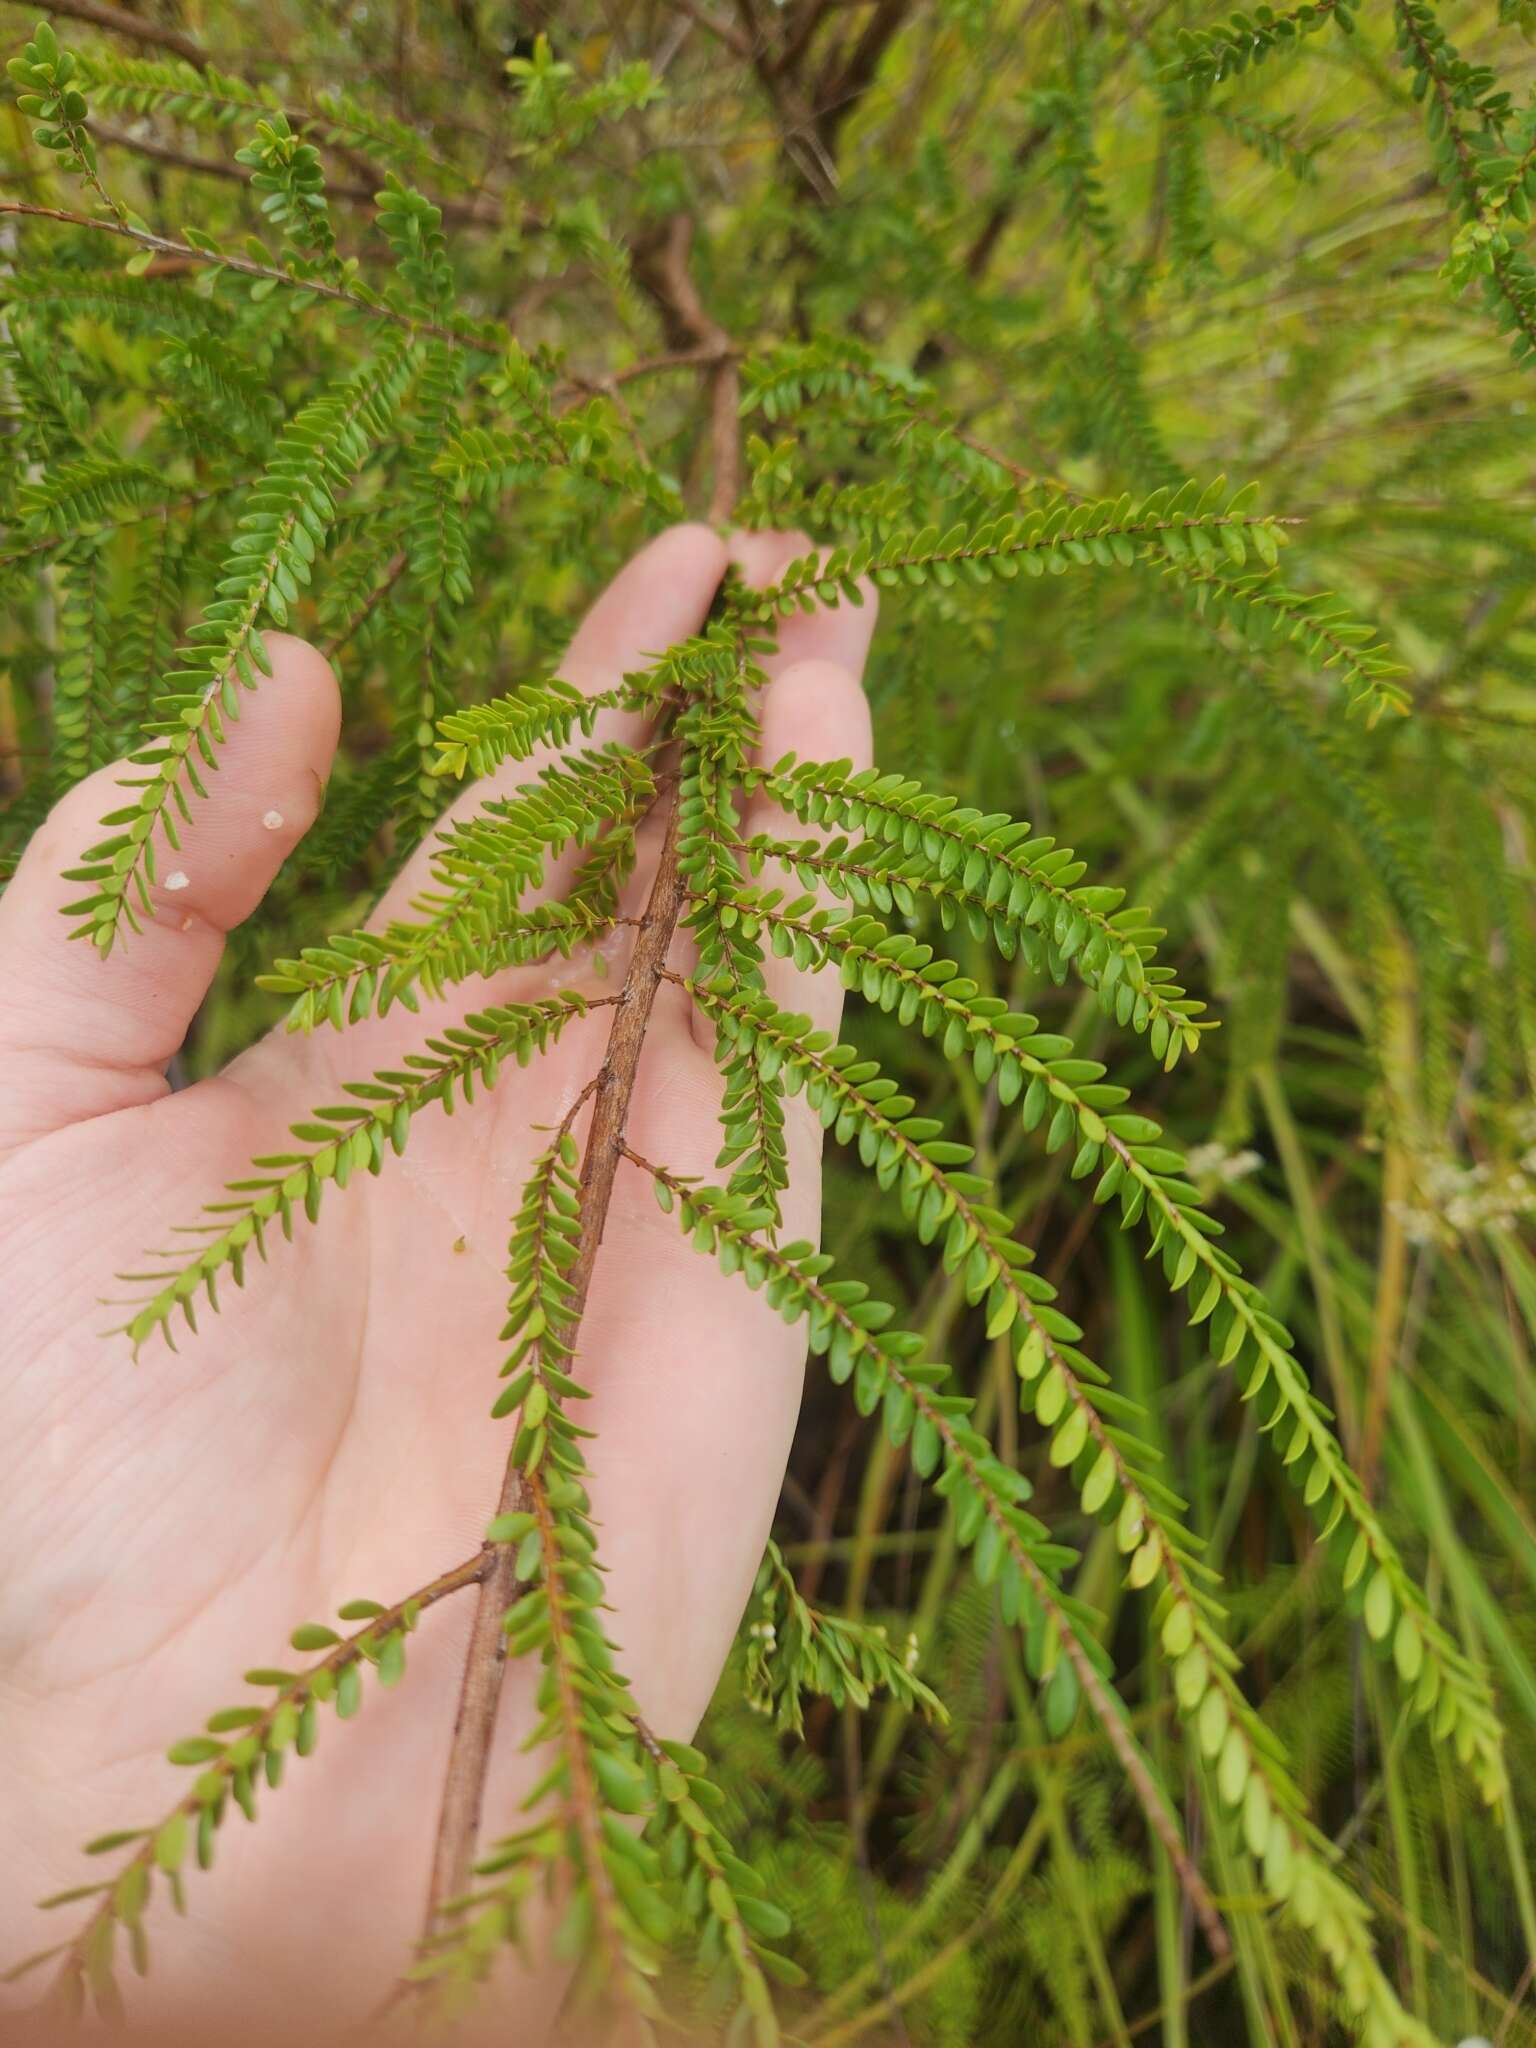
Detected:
left=0, top=201, right=490, bottom=353
left=812, top=0, right=911, bottom=158
left=420, top=751, right=693, bottom=1935
left=1394, top=0, right=1536, bottom=359
left=84, top=118, right=381, bottom=203
left=633, top=215, right=741, bottom=523
left=669, top=0, right=754, bottom=59
left=29, top=0, right=208, bottom=66
left=420, top=1463, right=535, bottom=1929
left=621, top=1145, right=1228, bottom=1955
left=0, top=478, right=247, bottom=573
left=44, top=1553, right=485, bottom=2005
left=81, top=117, right=501, bottom=227
left=31, top=0, right=454, bottom=203
left=525, top=1467, right=639, bottom=2011
left=420, top=1073, right=599, bottom=1933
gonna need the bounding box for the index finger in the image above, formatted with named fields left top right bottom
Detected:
left=367, top=522, right=730, bottom=932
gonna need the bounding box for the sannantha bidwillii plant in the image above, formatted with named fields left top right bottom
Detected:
left=1, top=5, right=1531, bottom=2045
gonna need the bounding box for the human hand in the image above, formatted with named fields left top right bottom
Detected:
left=0, top=525, right=874, bottom=2044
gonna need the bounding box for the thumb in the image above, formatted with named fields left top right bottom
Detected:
left=0, top=634, right=340, bottom=1150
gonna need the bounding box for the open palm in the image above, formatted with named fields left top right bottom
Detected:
left=0, top=525, right=874, bottom=2045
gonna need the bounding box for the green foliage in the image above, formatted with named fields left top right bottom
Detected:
left=4, top=3, right=1536, bottom=2044
left=65, top=339, right=414, bottom=951
left=416, top=1134, right=802, bottom=2045
left=744, top=1541, right=949, bottom=1734
left=738, top=760, right=1210, bottom=1058
left=1395, top=0, right=1536, bottom=366
left=117, top=990, right=596, bottom=1353
left=7, top=18, right=123, bottom=222
left=3, top=1574, right=462, bottom=2017
left=1171, top=0, right=1357, bottom=88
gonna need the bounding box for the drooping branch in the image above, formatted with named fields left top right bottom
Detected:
left=620, top=1145, right=1230, bottom=1958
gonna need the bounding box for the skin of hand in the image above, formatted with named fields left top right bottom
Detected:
left=0, top=525, right=875, bottom=2047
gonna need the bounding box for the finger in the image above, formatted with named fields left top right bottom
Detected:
left=0, top=635, right=340, bottom=1148
left=743, top=659, right=875, bottom=1033
left=365, top=523, right=729, bottom=934
left=730, top=526, right=880, bottom=683
left=275, top=525, right=729, bottom=1087
left=732, top=531, right=877, bottom=1038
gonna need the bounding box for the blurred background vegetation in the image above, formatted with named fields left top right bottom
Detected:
left=3, top=1, right=1536, bottom=2042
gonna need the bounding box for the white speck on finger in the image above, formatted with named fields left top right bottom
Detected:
left=163, top=871, right=190, bottom=892
left=261, top=809, right=285, bottom=830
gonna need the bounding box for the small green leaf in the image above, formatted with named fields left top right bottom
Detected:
left=1363, top=1567, right=1394, bottom=1642
left=154, top=1814, right=188, bottom=1873
left=290, top=1623, right=342, bottom=1652
left=167, top=1738, right=225, bottom=1767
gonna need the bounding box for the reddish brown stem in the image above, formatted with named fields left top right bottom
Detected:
left=419, top=775, right=690, bottom=1933
left=634, top=215, right=741, bottom=525
left=421, top=1464, right=535, bottom=1925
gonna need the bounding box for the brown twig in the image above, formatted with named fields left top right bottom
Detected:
left=608, top=342, right=726, bottom=388
left=812, top=0, right=911, bottom=159
left=775, top=0, right=836, bottom=83
left=670, top=0, right=754, bottom=58
left=420, top=749, right=695, bottom=1937
left=417, top=1065, right=602, bottom=1934
left=421, top=1464, right=534, bottom=1926
left=705, top=356, right=743, bottom=524
left=320, top=550, right=408, bottom=664
left=27, top=0, right=207, bottom=66
left=633, top=215, right=741, bottom=524
left=724, top=0, right=840, bottom=201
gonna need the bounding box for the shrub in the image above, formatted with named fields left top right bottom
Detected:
left=2, top=4, right=1534, bottom=2044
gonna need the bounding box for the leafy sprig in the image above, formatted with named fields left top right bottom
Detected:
left=66, top=339, right=415, bottom=952
left=1169, top=0, right=1355, bottom=89
left=8, top=1558, right=484, bottom=2023
left=635, top=1155, right=1229, bottom=1955
left=702, top=902, right=1507, bottom=1802
left=115, top=991, right=600, bottom=1353
left=744, top=1539, right=947, bottom=1735
left=736, top=765, right=1209, bottom=1063
left=413, top=1141, right=667, bottom=2039
left=637, top=1154, right=1437, bottom=2048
